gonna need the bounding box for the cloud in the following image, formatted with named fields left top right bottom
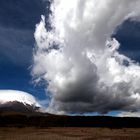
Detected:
left=0, top=0, right=49, bottom=67
left=118, top=111, right=140, bottom=117
left=32, top=0, right=140, bottom=114
left=0, top=26, right=34, bottom=66
left=0, top=90, right=40, bottom=107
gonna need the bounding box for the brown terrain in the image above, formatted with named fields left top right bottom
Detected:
left=0, top=127, right=140, bottom=140
left=0, top=102, right=140, bottom=140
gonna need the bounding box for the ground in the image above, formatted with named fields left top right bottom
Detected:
left=0, top=127, right=140, bottom=140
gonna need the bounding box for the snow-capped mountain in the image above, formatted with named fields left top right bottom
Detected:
left=0, top=90, right=41, bottom=113
left=0, top=101, right=40, bottom=113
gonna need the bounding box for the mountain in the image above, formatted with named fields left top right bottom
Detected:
left=0, top=90, right=40, bottom=106
left=0, top=90, right=42, bottom=113
left=0, top=102, right=140, bottom=128
left=0, top=101, right=40, bottom=113
left=0, top=90, right=140, bottom=128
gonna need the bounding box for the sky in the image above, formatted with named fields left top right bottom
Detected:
left=0, top=0, right=50, bottom=100
left=1, top=0, right=140, bottom=116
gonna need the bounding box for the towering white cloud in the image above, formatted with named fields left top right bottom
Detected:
left=32, top=0, right=140, bottom=114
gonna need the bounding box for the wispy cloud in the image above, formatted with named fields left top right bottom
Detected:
left=0, top=26, right=33, bottom=66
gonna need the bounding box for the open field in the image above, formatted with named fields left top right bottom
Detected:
left=0, top=127, right=140, bottom=140
left=1, top=111, right=140, bottom=139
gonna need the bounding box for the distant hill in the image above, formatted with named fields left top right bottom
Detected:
left=0, top=107, right=140, bottom=128
left=0, top=96, right=140, bottom=128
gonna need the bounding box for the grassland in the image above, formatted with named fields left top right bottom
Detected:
left=1, top=111, right=140, bottom=139
left=0, top=127, right=140, bottom=140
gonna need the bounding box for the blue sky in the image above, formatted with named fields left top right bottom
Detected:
left=0, top=0, right=50, bottom=100
left=0, top=0, right=140, bottom=113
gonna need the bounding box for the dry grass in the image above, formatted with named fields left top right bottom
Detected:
left=0, top=127, right=140, bottom=140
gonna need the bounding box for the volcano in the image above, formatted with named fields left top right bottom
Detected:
left=0, top=90, right=41, bottom=113
left=0, top=101, right=40, bottom=113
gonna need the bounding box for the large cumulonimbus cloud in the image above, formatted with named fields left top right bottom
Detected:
left=32, top=0, right=140, bottom=115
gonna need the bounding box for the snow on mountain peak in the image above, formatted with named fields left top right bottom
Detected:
left=0, top=90, right=40, bottom=107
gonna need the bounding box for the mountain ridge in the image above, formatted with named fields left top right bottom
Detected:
left=0, top=101, right=40, bottom=113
